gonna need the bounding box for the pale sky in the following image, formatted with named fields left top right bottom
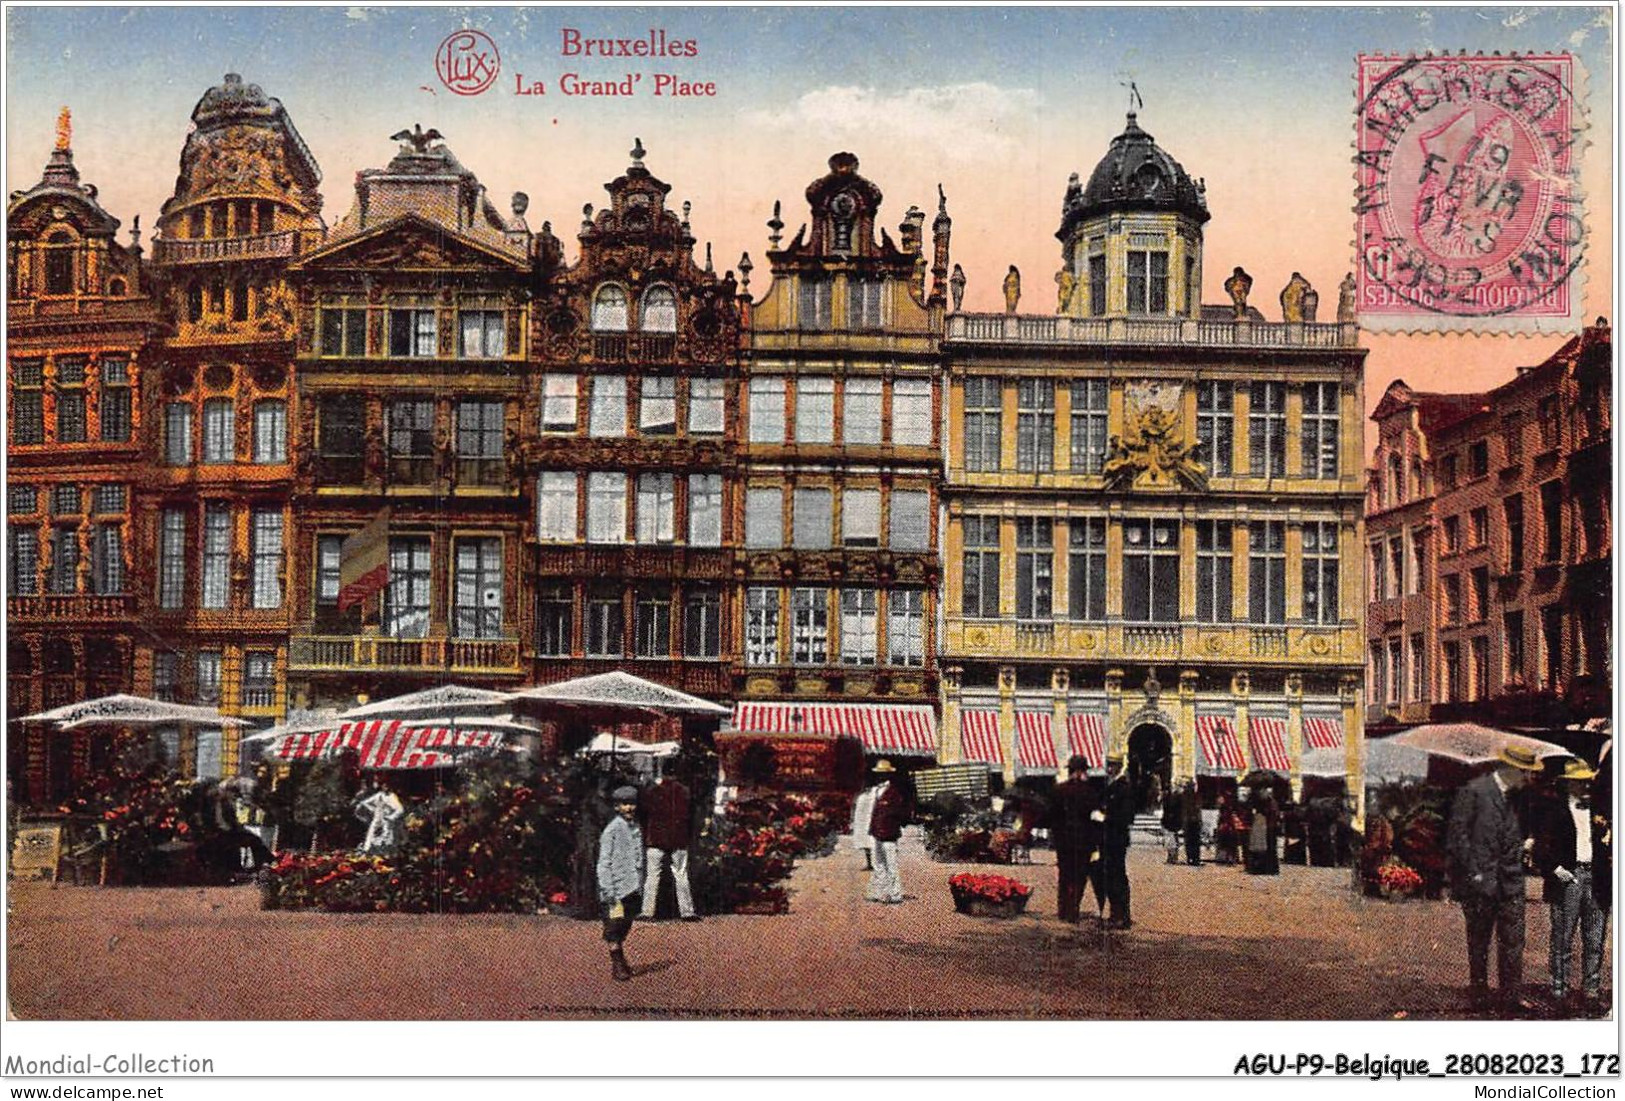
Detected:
left=6, top=6, right=1616, bottom=450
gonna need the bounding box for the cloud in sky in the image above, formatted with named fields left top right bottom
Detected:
left=744, top=82, right=1041, bottom=162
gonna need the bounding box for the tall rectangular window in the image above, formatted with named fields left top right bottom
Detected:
left=1502, top=413, right=1523, bottom=464
left=1070, top=379, right=1109, bottom=474
left=1408, top=633, right=1426, bottom=701
left=892, top=379, right=932, bottom=447
left=963, top=378, right=1002, bottom=472
left=48, top=527, right=78, bottom=593
left=202, top=504, right=230, bottom=609
left=888, top=589, right=926, bottom=667
left=635, top=473, right=676, bottom=544
left=798, top=279, right=830, bottom=330
left=1443, top=515, right=1461, bottom=555
left=1014, top=518, right=1053, bottom=621
left=1195, top=519, right=1233, bottom=624
left=1442, top=574, right=1462, bottom=626
left=1470, top=566, right=1490, bottom=623
left=749, top=377, right=786, bottom=443
left=165, top=403, right=193, bottom=465
left=587, top=472, right=627, bottom=544
left=456, top=401, right=505, bottom=485
left=536, top=584, right=573, bottom=656
left=243, top=652, right=277, bottom=709
left=320, top=303, right=368, bottom=356
left=536, top=472, right=578, bottom=541
left=250, top=508, right=282, bottom=610
left=1504, top=611, right=1525, bottom=685
left=792, top=587, right=830, bottom=665
left=687, top=377, right=724, bottom=435
left=1249, top=382, right=1286, bottom=477
left=847, top=279, right=883, bottom=330
left=452, top=538, right=503, bottom=638
left=1470, top=636, right=1489, bottom=700
left=316, top=534, right=342, bottom=607
left=688, top=474, right=722, bottom=547
left=1126, top=250, right=1169, bottom=313
left=1388, top=639, right=1404, bottom=706
left=745, top=587, right=780, bottom=665
left=152, top=652, right=178, bottom=702
left=589, top=376, right=627, bottom=438
left=540, top=374, right=579, bottom=433
left=55, top=359, right=86, bottom=443
left=843, top=378, right=882, bottom=446
left=8, top=528, right=38, bottom=595
left=1302, top=521, right=1340, bottom=625
left=1540, top=481, right=1562, bottom=561
left=586, top=587, right=624, bottom=657
left=458, top=309, right=506, bottom=358
left=639, top=377, right=677, bottom=435
left=1016, top=380, right=1054, bottom=473
left=389, top=307, right=438, bottom=357
left=1538, top=396, right=1560, bottom=450
left=253, top=401, right=286, bottom=463
left=1542, top=605, right=1563, bottom=688
left=99, top=358, right=131, bottom=442
left=202, top=399, right=235, bottom=463
left=745, top=487, right=783, bottom=549
left=317, top=396, right=364, bottom=482
left=1248, top=521, right=1286, bottom=625
left=1469, top=441, right=1489, bottom=479
left=1388, top=536, right=1404, bottom=602
left=11, top=360, right=44, bottom=445
left=1087, top=253, right=1107, bottom=316
left=159, top=509, right=186, bottom=609
left=387, top=400, right=436, bottom=483
left=1443, top=641, right=1463, bottom=702
left=1407, top=527, right=1425, bottom=594
left=840, top=589, right=878, bottom=665
left=1470, top=507, right=1489, bottom=547
left=795, top=377, right=834, bottom=444
left=1123, top=518, right=1180, bottom=622
left=195, top=651, right=222, bottom=707
left=684, top=586, right=722, bottom=659
left=384, top=537, right=432, bottom=638
left=842, top=488, right=880, bottom=547
left=1301, top=382, right=1340, bottom=479
left=1068, top=517, right=1107, bottom=622
left=793, top=488, right=832, bottom=549
left=961, top=515, right=1001, bottom=618
left=1195, top=381, right=1233, bottom=477
left=889, top=489, right=930, bottom=552
left=634, top=586, right=672, bottom=658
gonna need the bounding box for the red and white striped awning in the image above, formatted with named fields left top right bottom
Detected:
left=1249, top=715, right=1292, bottom=773
left=1015, top=711, right=1058, bottom=771
left=1196, top=715, right=1245, bottom=772
left=960, top=710, right=1003, bottom=765
left=1303, top=714, right=1344, bottom=750
left=729, top=701, right=937, bottom=756
left=1067, top=713, right=1107, bottom=771
left=272, top=719, right=504, bottom=770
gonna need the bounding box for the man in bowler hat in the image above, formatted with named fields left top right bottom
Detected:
left=1101, top=754, right=1136, bottom=929
left=1053, top=755, right=1104, bottom=923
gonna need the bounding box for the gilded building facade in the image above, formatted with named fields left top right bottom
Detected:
left=519, top=142, right=743, bottom=703
left=940, top=114, right=1367, bottom=814
left=6, top=115, right=163, bottom=801
left=284, top=127, right=533, bottom=711
left=1366, top=322, right=1612, bottom=734
left=730, top=154, right=947, bottom=757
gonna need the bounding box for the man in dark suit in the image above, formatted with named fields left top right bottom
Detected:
left=1101, top=754, right=1136, bottom=929
left=1531, top=757, right=1611, bottom=1015
left=1053, top=755, right=1103, bottom=923
left=639, top=770, right=697, bottom=921
left=1447, top=743, right=1543, bottom=1015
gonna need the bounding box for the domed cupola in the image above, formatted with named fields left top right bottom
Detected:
left=1058, top=111, right=1208, bottom=242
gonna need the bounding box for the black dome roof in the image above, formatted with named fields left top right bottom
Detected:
left=1058, top=113, right=1209, bottom=241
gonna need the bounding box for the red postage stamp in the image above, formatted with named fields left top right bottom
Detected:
left=1355, top=53, right=1585, bottom=334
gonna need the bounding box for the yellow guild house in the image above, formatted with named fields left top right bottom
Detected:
left=940, top=111, right=1368, bottom=820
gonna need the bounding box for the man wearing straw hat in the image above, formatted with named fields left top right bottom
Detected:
left=1532, top=757, right=1611, bottom=1016
left=865, top=760, right=907, bottom=904
left=1446, top=743, right=1543, bottom=1015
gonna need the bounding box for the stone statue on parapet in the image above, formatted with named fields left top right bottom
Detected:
left=1056, top=268, right=1076, bottom=313
left=1337, top=273, right=1357, bottom=323
left=1224, top=266, right=1253, bottom=319
left=1302, top=283, right=1320, bottom=322
left=1280, top=271, right=1312, bottom=322
left=949, top=264, right=966, bottom=312
left=1003, top=265, right=1021, bottom=314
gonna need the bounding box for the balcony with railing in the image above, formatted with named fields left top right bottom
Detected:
left=153, top=231, right=299, bottom=265
left=589, top=332, right=680, bottom=364
left=288, top=633, right=525, bottom=676
left=942, top=618, right=1360, bottom=666
left=9, top=594, right=137, bottom=621
left=946, top=312, right=1358, bottom=350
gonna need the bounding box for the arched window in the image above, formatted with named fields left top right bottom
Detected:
left=43, top=232, right=74, bottom=295
left=108, top=277, right=127, bottom=297
left=640, top=286, right=677, bottom=332
left=591, top=285, right=629, bottom=331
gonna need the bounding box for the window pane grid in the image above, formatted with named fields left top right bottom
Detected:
left=1070, top=379, right=1108, bottom=474
left=963, top=378, right=1002, bottom=473
left=1016, top=380, right=1054, bottom=473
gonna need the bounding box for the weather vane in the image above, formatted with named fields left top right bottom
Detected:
left=1118, top=77, right=1144, bottom=115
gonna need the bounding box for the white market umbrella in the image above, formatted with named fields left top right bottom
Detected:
left=511, top=671, right=729, bottom=717
left=21, top=693, right=249, bottom=731
left=580, top=733, right=682, bottom=758
left=1390, top=722, right=1570, bottom=767
left=338, top=684, right=516, bottom=721
left=240, top=711, right=345, bottom=745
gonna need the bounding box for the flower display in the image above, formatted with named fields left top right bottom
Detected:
left=1374, top=858, right=1424, bottom=897
left=948, top=872, right=1033, bottom=903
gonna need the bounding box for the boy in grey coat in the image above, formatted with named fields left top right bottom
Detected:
left=598, top=785, right=646, bottom=981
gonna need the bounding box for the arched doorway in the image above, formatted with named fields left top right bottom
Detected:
left=1126, top=723, right=1173, bottom=814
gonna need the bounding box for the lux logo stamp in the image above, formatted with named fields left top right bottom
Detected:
left=1355, top=53, right=1585, bottom=334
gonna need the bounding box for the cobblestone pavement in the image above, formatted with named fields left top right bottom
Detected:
left=6, top=830, right=1611, bottom=1020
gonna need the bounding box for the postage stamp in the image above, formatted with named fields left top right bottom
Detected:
left=1355, top=53, right=1586, bottom=334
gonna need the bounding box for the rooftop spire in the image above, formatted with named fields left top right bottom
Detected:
left=55, top=106, right=71, bottom=151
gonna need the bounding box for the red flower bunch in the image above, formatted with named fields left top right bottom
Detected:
left=949, top=872, right=1033, bottom=903
left=1375, top=858, right=1424, bottom=896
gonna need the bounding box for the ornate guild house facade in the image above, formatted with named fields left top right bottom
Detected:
left=940, top=113, right=1367, bottom=813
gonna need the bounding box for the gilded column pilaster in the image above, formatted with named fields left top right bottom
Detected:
left=1232, top=670, right=1251, bottom=782
left=1285, top=671, right=1305, bottom=799
left=942, top=664, right=964, bottom=764
left=1051, top=666, right=1070, bottom=779
left=998, top=665, right=1017, bottom=783
left=1104, top=667, right=1125, bottom=760
left=1341, top=673, right=1365, bottom=829
left=1177, top=669, right=1199, bottom=784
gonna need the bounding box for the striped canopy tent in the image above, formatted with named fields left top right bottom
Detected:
left=1014, top=711, right=1058, bottom=775
left=1066, top=712, right=1107, bottom=772
left=730, top=701, right=937, bottom=757
left=1248, top=715, right=1292, bottom=773
left=20, top=693, right=249, bottom=732
left=268, top=715, right=526, bottom=770
left=960, top=709, right=1003, bottom=766
left=1303, top=714, right=1345, bottom=750
left=1195, top=714, right=1245, bottom=773
left=513, top=672, right=730, bottom=717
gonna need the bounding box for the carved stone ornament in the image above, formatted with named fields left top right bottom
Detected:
left=1102, top=380, right=1208, bottom=491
